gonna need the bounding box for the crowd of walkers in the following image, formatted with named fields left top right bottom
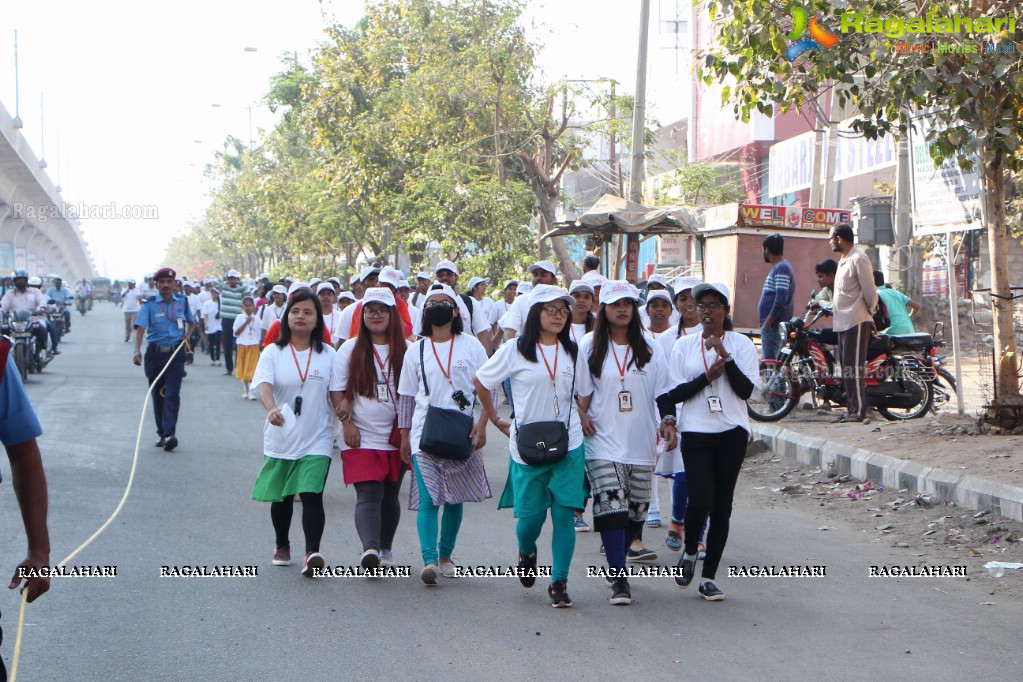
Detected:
left=129, top=252, right=768, bottom=607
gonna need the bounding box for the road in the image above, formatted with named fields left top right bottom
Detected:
left=2, top=303, right=1020, bottom=681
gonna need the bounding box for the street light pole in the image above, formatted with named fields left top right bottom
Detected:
left=626, top=0, right=651, bottom=282
left=13, top=29, right=23, bottom=128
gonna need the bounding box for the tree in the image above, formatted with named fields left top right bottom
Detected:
left=699, top=0, right=1022, bottom=401
left=653, top=163, right=745, bottom=206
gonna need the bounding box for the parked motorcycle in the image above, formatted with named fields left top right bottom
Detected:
left=748, top=309, right=935, bottom=422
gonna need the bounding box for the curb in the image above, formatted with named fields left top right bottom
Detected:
left=751, top=424, right=1023, bottom=522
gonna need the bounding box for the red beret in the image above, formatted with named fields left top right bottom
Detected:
left=153, top=267, right=177, bottom=281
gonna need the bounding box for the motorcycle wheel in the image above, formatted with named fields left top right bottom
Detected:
left=936, top=367, right=956, bottom=392
left=876, top=370, right=934, bottom=421
left=13, top=343, right=30, bottom=383
left=747, top=360, right=799, bottom=422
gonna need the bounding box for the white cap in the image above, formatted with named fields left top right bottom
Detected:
left=271, top=284, right=287, bottom=295
left=692, top=282, right=731, bottom=306
left=362, top=287, right=397, bottom=307
left=309, top=278, right=323, bottom=287
left=359, top=266, right=381, bottom=282
left=350, top=275, right=359, bottom=285
left=397, top=280, right=411, bottom=290
left=503, top=280, right=518, bottom=290
left=338, top=291, right=356, bottom=303
left=516, top=282, right=534, bottom=296
left=527, top=260, right=557, bottom=276
left=645, top=290, right=673, bottom=307
left=127, top=278, right=136, bottom=285
left=425, top=283, right=472, bottom=325
left=378, top=267, right=405, bottom=289
left=434, top=260, right=458, bottom=275
left=316, top=282, right=336, bottom=295
left=283, top=277, right=294, bottom=283
left=287, top=281, right=310, bottom=297
left=647, top=274, right=668, bottom=288
left=528, top=284, right=574, bottom=308
left=580, top=272, right=608, bottom=287
left=568, top=280, right=594, bottom=295
left=416, top=271, right=431, bottom=280
left=227, top=269, right=241, bottom=278
left=327, top=277, right=341, bottom=286
left=258, top=273, right=269, bottom=280
left=467, top=276, right=491, bottom=291
left=600, top=280, right=641, bottom=305
left=671, top=276, right=702, bottom=293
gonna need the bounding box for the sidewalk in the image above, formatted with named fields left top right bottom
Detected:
left=752, top=410, right=1023, bottom=522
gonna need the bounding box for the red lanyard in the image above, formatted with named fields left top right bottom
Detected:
left=538, top=342, right=558, bottom=386
left=430, top=338, right=455, bottom=388
left=610, top=342, right=630, bottom=387
left=289, top=342, right=313, bottom=390
left=372, top=345, right=395, bottom=402
left=157, top=298, right=177, bottom=322
left=700, top=332, right=727, bottom=376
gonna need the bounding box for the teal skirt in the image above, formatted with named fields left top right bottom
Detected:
left=251, top=455, right=331, bottom=502
left=498, top=445, right=586, bottom=517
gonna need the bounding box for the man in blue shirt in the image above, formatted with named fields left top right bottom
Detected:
left=132, top=267, right=194, bottom=452
left=45, top=276, right=73, bottom=334
left=1, top=337, right=51, bottom=682
left=758, top=233, right=796, bottom=361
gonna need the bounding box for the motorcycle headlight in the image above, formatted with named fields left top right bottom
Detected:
left=779, top=321, right=789, bottom=339
left=13, top=321, right=29, bottom=332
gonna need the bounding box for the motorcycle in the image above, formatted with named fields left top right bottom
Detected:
left=77, top=295, right=89, bottom=316
left=48, top=298, right=66, bottom=340
left=3, top=309, right=40, bottom=382
left=748, top=308, right=935, bottom=422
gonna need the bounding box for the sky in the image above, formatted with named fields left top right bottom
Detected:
left=0, top=0, right=692, bottom=278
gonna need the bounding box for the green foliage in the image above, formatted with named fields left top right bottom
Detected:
left=653, top=163, right=745, bottom=206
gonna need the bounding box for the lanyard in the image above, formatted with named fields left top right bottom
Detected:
left=610, top=341, right=630, bottom=388
left=273, top=305, right=284, bottom=320
left=430, top=337, right=456, bottom=389
left=538, top=342, right=561, bottom=418
left=289, top=342, right=314, bottom=391
left=157, top=298, right=177, bottom=322
left=324, top=311, right=335, bottom=332
left=372, top=345, right=395, bottom=403
left=700, top=332, right=727, bottom=382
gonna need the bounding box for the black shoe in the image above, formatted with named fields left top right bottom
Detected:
left=517, top=550, right=537, bottom=588
left=675, top=556, right=696, bottom=588
left=609, top=578, right=632, bottom=605
left=154, top=437, right=166, bottom=448
left=698, top=580, right=724, bottom=601
left=627, top=547, right=657, bottom=562
left=548, top=580, right=572, bottom=608
left=163, top=436, right=178, bottom=452
left=52, top=348, right=60, bottom=355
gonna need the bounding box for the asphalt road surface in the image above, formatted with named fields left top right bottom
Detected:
left=2, top=304, right=1019, bottom=681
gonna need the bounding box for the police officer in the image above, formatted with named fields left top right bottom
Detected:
left=132, top=267, right=194, bottom=452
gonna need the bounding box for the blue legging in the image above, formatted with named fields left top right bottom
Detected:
left=413, top=457, right=463, bottom=565
left=671, top=473, right=688, bottom=524
left=516, top=503, right=576, bottom=583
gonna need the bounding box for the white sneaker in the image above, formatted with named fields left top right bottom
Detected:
left=301, top=552, right=325, bottom=577
left=379, top=550, right=394, bottom=567
left=360, top=548, right=380, bottom=570
left=420, top=563, right=438, bottom=585
left=440, top=559, right=459, bottom=578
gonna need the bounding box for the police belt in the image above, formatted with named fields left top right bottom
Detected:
left=147, top=342, right=180, bottom=353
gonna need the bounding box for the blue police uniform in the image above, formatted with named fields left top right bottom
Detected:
left=135, top=293, right=194, bottom=445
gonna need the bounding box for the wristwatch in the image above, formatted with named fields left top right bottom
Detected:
left=660, top=415, right=677, bottom=427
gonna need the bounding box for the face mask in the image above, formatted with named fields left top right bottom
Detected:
left=424, top=304, right=454, bottom=327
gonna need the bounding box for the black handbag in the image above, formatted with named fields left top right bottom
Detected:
left=515, top=362, right=576, bottom=466
left=417, top=340, right=473, bottom=461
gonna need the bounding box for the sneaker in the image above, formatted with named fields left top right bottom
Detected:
left=162, top=436, right=178, bottom=452
left=599, top=544, right=605, bottom=556
left=517, top=550, right=537, bottom=588
left=674, top=556, right=696, bottom=588
left=574, top=514, right=590, bottom=532
left=699, top=580, right=725, bottom=601
left=645, top=514, right=661, bottom=528
left=440, top=559, right=459, bottom=578
left=272, top=546, right=292, bottom=566
left=548, top=580, right=572, bottom=608
left=698, top=543, right=707, bottom=561
left=609, top=578, right=632, bottom=605
left=379, top=549, right=394, bottom=567
left=421, top=563, right=439, bottom=585
left=627, top=547, right=658, bottom=562
left=360, top=548, right=380, bottom=570
left=242, top=391, right=249, bottom=399
left=301, top=552, right=325, bottom=577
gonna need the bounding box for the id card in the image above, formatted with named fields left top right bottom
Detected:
left=708, top=396, right=723, bottom=413
left=618, top=391, right=633, bottom=412
left=376, top=382, right=389, bottom=402
left=177, top=318, right=184, bottom=330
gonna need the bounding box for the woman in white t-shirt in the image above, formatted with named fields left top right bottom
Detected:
left=251, top=288, right=337, bottom=578
left=397, top=284, right=490, bottom=585
left=656, top=282, right=759, bottom=602
left=233, top=297, right=263, bottom=399
left=317, top=283, right=341, bottom=343
left=329, top=287, right=409, bottom=571
left=201, top=289, right=223, bottom=366
left=567, top=280, right=595, bottom=344
left=259, top=285, right=288, bottom=340
left=574, top=281, right=676, bottom=605
left=475, top=284, right=593, bottom=608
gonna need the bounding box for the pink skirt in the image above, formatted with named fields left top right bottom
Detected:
left=341, top=448, right=404, bottom=485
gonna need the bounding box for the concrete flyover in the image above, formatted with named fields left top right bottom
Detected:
left=0, top=98, right=93, bottom=280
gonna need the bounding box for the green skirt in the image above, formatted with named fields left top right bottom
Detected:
left=498, top=444, right=586, bottom=517
left=251, top=455, right=331, bottom=502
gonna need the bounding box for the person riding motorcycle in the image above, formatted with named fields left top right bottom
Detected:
left=28, top=277, right=61, bottom=355
left=0, top=270, right=52, bottom=365
left=76, top=278, right=93, bottom=311
left=45, top=275, right=73, bottom=333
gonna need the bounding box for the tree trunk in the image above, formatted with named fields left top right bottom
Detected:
left=983, top=147, right=1020, bottom=399
left=517, top=149, right=579, bottom=282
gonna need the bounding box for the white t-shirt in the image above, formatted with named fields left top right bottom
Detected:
left=499, top=295, right=529, bottom=333
left=187, top=293, right=203, bottom=318
left=199, top=289, right=213, bottom=304
left=121, top=288, right=143, bottom=313
left=334, top=304, right=357, bottom=342
left=489, top=299, right=513, bottom=328
left=232, top=313, right=262, bottom=346
left=476, top=339, right=592, bottom=465
left=657, top=324, right=702, bottom=361
left=577, top=333, right=672, bottom=464
left=569, top=322, right=589, bottom=345
left=397, top=334, right=488, bottom=454
left=668, top=331, right=760, bottom=437
left=407, top=303, right=422, bottom=338
left=201, top=300, right=222, bottom=333
left=330, top=339, right=408, bottom=451
left=321, top=308, right=342, bottom=343
left=260, top=302, right=286, bottom=330
left=478, top=296, right=494, bottom=321
left=639, top=306, right=680, bottom=330
left=465, top=295, right=491, bottom=337
left=253, top=343, right=336, bottom=460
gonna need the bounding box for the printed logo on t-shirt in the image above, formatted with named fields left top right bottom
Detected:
left=309, top=369, right=325, bottom=382
left=453, top=359, right=470, bottom=372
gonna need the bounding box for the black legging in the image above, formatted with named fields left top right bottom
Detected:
left=206, top=331, right=221, bottom=361
left=270, top=492, right=325, bottom=554
left=680, top=427, right=748, bottom=580
left=353, top=476, right=405, bottom=552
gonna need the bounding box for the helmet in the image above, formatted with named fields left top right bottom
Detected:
left=28, top=276, right=43, bottom=287
left=12, top=268, right=28, bottom=280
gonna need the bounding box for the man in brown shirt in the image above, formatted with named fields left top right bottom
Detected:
left=829, top=223, right=878, bottom=423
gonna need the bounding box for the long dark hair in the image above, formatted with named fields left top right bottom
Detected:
left=275, top=288, right=326, bottom=352
left=516, top=300, right=577, bottom=364
left=588, top=300, right=652, bottom=378
left=419, top=295, right=465, bottom=337
left=346, top=305, right=406, bottom=399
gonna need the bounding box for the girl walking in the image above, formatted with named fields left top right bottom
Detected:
left=233, top=296, right=262, bottom=399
